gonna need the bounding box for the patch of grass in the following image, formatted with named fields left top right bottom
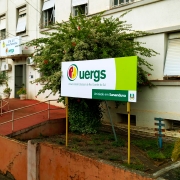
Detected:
left=86, top=140, right=94, bottom=145
left=72, top=137, right=82, bottom=143
left=87, top=147, right=95, bottom=152
left=99, top=135, right=108, bottom=141
left=93, top=140, right=102, bottom=145
left=38, top=133, right=48, bottom=139
left=107, top=135, right=116, bottom=141
left=70, top=145, right=79, bottom=151
left=173, top=168, right=180, bottom=179
left=132, top=139, right=174, bottom=160
left=147, top=151, right=166, bottom=160
left=98, top=155, right=106, bottom=159
left=112, top=139, right=125, bottom=147
left=92, top=133, right=112, bottom=142
left=97, top=148, right=105, bottom=153
left=132, top=139, right=157, bottom=151
left=108, top=155, right=121, bottom=161
left=171, top=139, right=180, bottom=161
left=123, top=163, right=145, bottom=171
left=56, top=140, right=64, bottom=145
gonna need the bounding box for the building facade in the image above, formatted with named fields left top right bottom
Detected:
left=0, top=0, right=180, bottom=129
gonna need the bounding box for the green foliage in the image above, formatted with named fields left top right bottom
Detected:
left=112, top=139, right=125, bottom=147
left=132, top=139, right=174, bottom=160
left=147, top=151, right=166, bottom=160
left=25, top=12, right=157, bottom=96
left=17, top=86, right=26, bottom=95
left=72, top=137, right=82, bottom=143
left=0, top=72, right=8, bottom=86
left=3, top=87, right=12, bottom=94
left=171, top=138, right=180, bottom=161
left=24, top=12, right=158, bottom=134
left=97, top=148, right=105, bottom=153
left=108, top=155, right=121, bottom=161
left=132, top=139, right=158, bottom=151
left=68, top=98, right=102, bottom=134
left=0, top=72, right=11, bottom=95
left=123, top=163, right=145, bottom=171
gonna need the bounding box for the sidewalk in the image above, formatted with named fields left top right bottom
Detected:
left=0, top=98, right=66, bottom=135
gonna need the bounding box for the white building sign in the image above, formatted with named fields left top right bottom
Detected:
left=0, top=36, right=22, bottom=56
left=61, top=57, right=137, bottom=102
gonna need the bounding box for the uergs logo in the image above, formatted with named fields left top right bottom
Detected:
left=67, top=64, right=78, bottom=81
left=130, top=93, right=134, bottom=100
left=67, top=64, right=106, bottom=82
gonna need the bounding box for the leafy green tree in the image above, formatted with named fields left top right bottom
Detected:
left=0, top=72, right=8, bottom=86
left=25, top=13, right=157, bottom=133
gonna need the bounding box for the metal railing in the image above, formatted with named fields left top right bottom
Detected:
left=0, top=93, right=9, bottom=115
left=0, top=99, right=64, bottom=134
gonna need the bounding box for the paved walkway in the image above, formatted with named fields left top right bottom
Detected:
left=0, top=98, right=66, bottom=136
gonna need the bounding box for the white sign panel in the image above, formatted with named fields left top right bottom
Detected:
left=0, top=36, right=22, bottom=56
left=61, top=57, right=137, bottom=102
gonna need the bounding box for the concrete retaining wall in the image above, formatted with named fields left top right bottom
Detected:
left=0, top=136, right=27, bottom=180
left=0, top=135, right=154, bottom=180
left=38, top=142, right=153, bottom=180
left=11, top=119, right=66, bottom=140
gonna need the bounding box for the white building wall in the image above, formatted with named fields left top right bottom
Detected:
left=105, top=0, right=180, bottom=31
left=104, top=83, right=180, bottom=129
left=0, top=0, right=63, bottom=106
left=56, top=0, right=71, bottom=22
left=0, top=0, right=180, bottom=127
left=89, top=0, right=110, bottom=14
left=136, top=34, right=167, bottom=80
left=102, top=0, right=180, bottom=128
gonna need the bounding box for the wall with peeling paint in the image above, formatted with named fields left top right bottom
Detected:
left=39, top=143, right=153, bottom=180
left=0, top=136, right=27, bottom=180
left=12, top=119, right=66, bottom=140
left=0, top=135, right=153, bottom=180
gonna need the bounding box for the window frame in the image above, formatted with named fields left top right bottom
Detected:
left=0, top=29, right=6, bottom=40
left=0, top=14, right=6, bottom=40
left=163, top=33, right=180, bottom=80
left=40, top=0, right=55, bottom=29
left=16, top=6, right=27, bottom=36
left=72, top=3, right=88, bottom=17
left=112, top=0, right=135, bottom=8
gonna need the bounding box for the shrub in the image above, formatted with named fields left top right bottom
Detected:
left=69, top=98, right=103, bottom=134
left=17, top=87, right=26, bottom=95
left=171, top=138, right=180, bottom=161
left=24, top=13, right=158, bottom=134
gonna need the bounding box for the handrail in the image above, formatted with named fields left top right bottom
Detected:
left=0, top=93, right=9, bottom=116
left=0, top=99, right=64, bottom=134
left=2, top=99, right=55, bottom=114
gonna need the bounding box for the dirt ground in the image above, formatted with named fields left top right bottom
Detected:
left=29, top=124, right=180, bottom=179
left=161, top=167, right=180, bottom=180
left=0, top=171, right=15, bottom=180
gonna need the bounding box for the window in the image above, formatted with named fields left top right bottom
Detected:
left=0, top=15, right=6, bottom=40
left=112, top=0, right=135, bottom=7
left=117, top=113, right=136, bottom=125
left=41, top=0, right=55, bottom=29
left=16, top=7, right=27, bottom=35
left=164, top=33, right=180, bottom=79
left=0, top=61, right=7, bottom=73
left=72, top=0, right=88, bottom=16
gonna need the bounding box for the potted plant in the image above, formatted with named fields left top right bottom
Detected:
left=3, top=86, right=12, bottom=98
left=17, top=86, right=27, bottom=100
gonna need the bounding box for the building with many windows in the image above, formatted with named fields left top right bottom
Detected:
left=0, top=0, right=180, bottom=130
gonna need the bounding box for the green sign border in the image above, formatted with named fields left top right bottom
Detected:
left=92, top=89, right=128, bottom=101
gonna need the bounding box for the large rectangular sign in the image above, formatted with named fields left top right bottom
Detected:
left=61, top=56, right=137, bottom=102
left=0, top=36, right=22, bottom=56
